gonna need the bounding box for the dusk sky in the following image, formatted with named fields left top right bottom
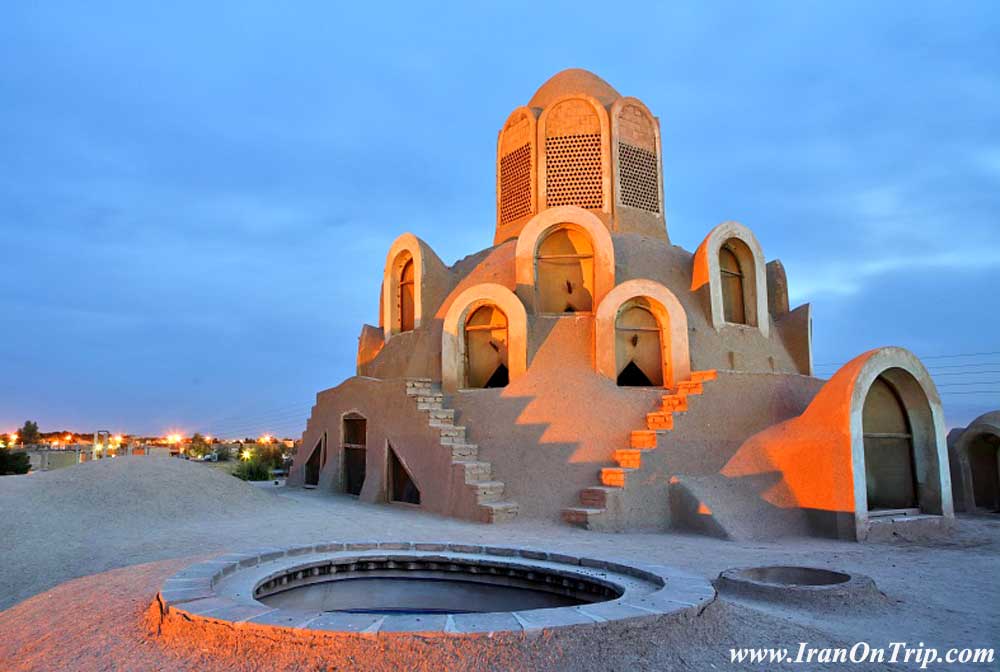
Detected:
left=2, top=2, right=997, bottom=438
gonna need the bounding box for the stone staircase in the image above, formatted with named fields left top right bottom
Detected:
left=404, top=378, right=519, bottom=524
left=561, top=370, right=718, bottom=529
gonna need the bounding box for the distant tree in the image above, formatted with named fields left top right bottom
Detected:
left=214, top=444, right=232, bottom=461
left=0, top=447, right=31, bottom=475
left=188, top=433, right=211, bottom=458
left=18, top=421, right=40, bottom=446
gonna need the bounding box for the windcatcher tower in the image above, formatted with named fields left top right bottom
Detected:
left=495, top=68, right=667, bottom=244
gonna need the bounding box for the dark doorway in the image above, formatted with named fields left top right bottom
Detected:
left=304, top=437, right=322, bottom=488
left=343, top=414, right=367, bottom=496
left=863, top=377, right=918, bottom=510
left=968, top=434, right=1000, bottom=511
left=388, top=444, right=420, bottom=505
left=615, top=303, right=663, bottom=387
left=617, top=360, right=653, bottom=387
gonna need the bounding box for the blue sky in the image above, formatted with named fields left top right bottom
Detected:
left=1, top=1, right=998, bottom=437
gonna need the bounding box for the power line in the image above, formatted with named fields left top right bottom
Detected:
left=815, top=351, right=1000, bottom=368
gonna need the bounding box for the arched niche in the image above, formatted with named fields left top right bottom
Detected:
left=594, top=279, right=691, bottom=389
left=615, top=300, right=663, bottom=386
left=514, top=206, right=615, bottom=314
left=464, top=305, right=510, bottom=388
left=611, top=97, right=662, bottom=215
left=949, top=411, right=1000, bottom=513
left=382, top=233, right=425, bottom=340
left=863, top=377, right=918, bottom=510
left=495, top=106, right=537, bottom=242
left=845, top=348, right=953, bottom=537
left=441, top=283, right=528, bottom=393
left=691, top=221, right=769, bottom=337
left=538, top=95, right=611, bottom=215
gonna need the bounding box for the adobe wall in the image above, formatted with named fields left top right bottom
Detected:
left=361, top=228, right=810, bottom=385
left=289, top=377, right=482, bottom=521
left=611, top=234, right=803, bottom=376
left=450, top=316, right=663, bottom=520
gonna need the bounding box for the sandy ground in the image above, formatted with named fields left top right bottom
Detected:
left=1, top=457, right=998, bottom=671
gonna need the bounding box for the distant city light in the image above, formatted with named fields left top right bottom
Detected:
left=64, top=434, right=72, bottom=442
left=166, top=434, right=182, bottom=445
left=112, top=434, right=123, bottom=445
left=259, top=434, right=273, bottom=444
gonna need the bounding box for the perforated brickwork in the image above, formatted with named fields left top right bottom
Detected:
left=618, top=142, right=659, bottom=212
left=499, top=143, right=533, bottom=225
left=545, top=134, right=603, bottom=209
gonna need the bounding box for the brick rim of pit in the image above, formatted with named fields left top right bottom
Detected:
left=154, top=542, right=716, bottom=636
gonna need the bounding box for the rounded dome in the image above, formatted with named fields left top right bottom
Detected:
left=528, top=68, right=621, bottom=109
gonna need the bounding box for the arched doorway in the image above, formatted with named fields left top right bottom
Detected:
left=464, top=305, right=509, bottom=388
left=968, top=433, right=1000, bottom=511
left=535, top=226, right=594, bottom=313
left=398, top=256, right=415, bottom=332
left=342, top=414, right=366, bottom=496
left=719, top=243, right=746, bottom=324
left=615, top=300, right=663, bottom=387
left=862, top=376, right=918, bottom=511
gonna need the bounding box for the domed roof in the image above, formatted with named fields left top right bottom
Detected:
left=528, top=68, right=621, bottom=108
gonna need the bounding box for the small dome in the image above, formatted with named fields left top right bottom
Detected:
left=528, top=68, right=621, bottom=109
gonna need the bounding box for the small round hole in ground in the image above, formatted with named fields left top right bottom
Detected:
left=738, top=566, right=850, bottom=586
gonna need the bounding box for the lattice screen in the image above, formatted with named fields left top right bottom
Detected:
left=545, top=134, right=603, bottom=209
left=499, top=143, right=532, bottom=225
left=617, top=142, right=659, bottom=213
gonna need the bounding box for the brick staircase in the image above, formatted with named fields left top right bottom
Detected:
left=404, top=378, right=519, bottom=524
left=561, top=370, right=718, bottom=529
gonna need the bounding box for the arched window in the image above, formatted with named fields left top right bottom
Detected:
left=863, top=377, right=918, bottom=510
left=719, top=244, right=746, bottom=324
left=398, top=257, right=415, bottom=332
left=464, top=305, right=509, bottom=388
left=535, top=226, right=594, bottom=313
left=615, top=301, right=663, bottom=387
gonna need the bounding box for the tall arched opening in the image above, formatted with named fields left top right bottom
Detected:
left=719, top=243, right=746, bottom=324
left=535, top=226, right=594, bottom=314
left=398, top=257, right=415, bottom=332
left=615, top=300, right=663, bottom=387
left=968, top=433, right=1000, bottom=511
left=464, top=305, right=509, bottom=389
left=862, top=376, right=918, bottom=511
left=342, top=413, right=367, bottom=497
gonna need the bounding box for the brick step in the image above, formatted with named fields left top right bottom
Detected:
left=690, top=369, right=717, bottom=382
left=677, top=380, right=703, bottom=396
left=580, top=486, right=618, bottom=508
left=431, top=424, right=466, bottom=440
left=613, top=448, right=644, bottom=469
left=480, top=501, right=519, bottom=524
left=454, top=460, right=491, bottom=483
left=630, top=430, right=659, bottom=449
left=427, top=408, right=455, bottom=423
left=561, top=507, right=604, bottom=527
left=601, top=467, right=635, bottom=488
left=447, top=442, right=478, bottom=459
left=416, top=401, right=444, bottom=411
left=660, top=393, right=688, bottom=412
left=471, top=480, right=505, bottom=501
left=646, top=411, right=674, bottom=430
